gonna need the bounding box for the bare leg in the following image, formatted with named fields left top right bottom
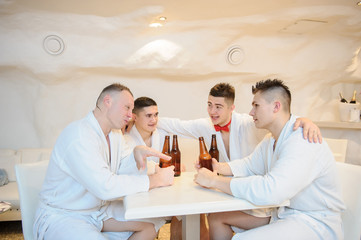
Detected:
left=208, top=211, right=270, bottom=240
left=170, top=214, right=209, bottom=240
left=102, top=218, right=157, bottom=240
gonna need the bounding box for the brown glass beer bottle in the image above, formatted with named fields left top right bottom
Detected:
left=170, top=135, right=181, bottom=176
left=199, top=137, right=213, bottom=171
left=209, top=134, right=219, bottom=162
left=160, top=136, right=172, bottom=168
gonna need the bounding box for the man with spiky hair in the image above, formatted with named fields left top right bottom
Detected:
left=195, top=79, right=345, bottom=240
left=157, top=82, right=322, bottom=222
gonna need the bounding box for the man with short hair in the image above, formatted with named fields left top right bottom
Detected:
left=157, top=82, right=321, bottom=230
left=195, top=79, right=345, bottom=240
left=34, top=83, right=175, bottom=240
left=124, top=96, right=169, bottom=174
left=158, top=83, right=321, bottom=164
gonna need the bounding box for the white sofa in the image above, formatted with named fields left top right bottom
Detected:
left=0, top=148, right=52, bottom=221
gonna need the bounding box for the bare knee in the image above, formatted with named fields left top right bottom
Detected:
left=130, top=222, right=157, bottom=240
left=208, top=213, right=223, bottom=226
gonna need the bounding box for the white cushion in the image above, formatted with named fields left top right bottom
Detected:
left=0, top=149, right=21, bottom=181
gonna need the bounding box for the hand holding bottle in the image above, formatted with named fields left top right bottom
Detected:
left=194, top=158, right=220, bottom=172
left=194, top=167, right=218, bottom=188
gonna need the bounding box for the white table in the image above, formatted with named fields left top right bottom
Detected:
left=124, top=172, right=289, bottom=240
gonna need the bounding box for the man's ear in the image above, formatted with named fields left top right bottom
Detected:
left=132, top=113, right=137, bottom=121
left=273, top=101, right=281, bottom=113
left=231, top=104, right=235, bottom=111
left=103, top=94, right=112, bottom=107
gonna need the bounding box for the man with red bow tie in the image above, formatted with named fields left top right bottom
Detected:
left=158, top=82, right=321, bottom=164
left=156, top=82, right=322, bottom=240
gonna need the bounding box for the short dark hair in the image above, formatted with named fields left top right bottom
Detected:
left=133, top=97, right=157, bottom=114
left=96, top=83, right=132, bottom=108
left=252, top=79, right=291, bottom=113
left=209, top=83, right=235, bottom=105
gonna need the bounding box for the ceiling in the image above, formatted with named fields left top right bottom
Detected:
left=2, top=0, right=358, bottom=19
left=1, top=0, right=359, bottom=38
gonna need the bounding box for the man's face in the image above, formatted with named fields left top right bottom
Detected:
left=107, top=90, right=134, bottom=130
left=134, top=105, right=159, bottom=134
left=207, top=95, right=234, bottom=126
left=249, top=91, right=274, bottom=129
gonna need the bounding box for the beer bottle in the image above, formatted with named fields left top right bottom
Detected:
left=350, top=90, right=357, bottom=104
left=199, top=137, right=213, bottom=171
left=159, top=136, right=172, bottom=168
left=209, top=134, right=219, bottom=162
left=171, top=135, right=181, bottom=176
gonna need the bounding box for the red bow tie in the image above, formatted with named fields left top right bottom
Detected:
left=214, top=120, right=231, bottom=132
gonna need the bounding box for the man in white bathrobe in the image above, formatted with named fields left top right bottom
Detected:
left=194, top=79, right=345, bottom=240
left=157, top=83, right=321, bottom=227
left=33, top=83, right=175, bottom=240
left=158, top=83, right=321, bottom=164
left=124, top=97, right=198, bottom=240
left=124, top=97, right=169, bottom=175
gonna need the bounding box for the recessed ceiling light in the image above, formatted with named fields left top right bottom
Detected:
left=149, top=16, right=167, bottom=28
left=149, top=23, right=163, bottom=28
left=357, top=1, right=361, bottom=6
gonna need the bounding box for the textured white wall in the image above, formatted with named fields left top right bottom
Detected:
left=0, top=2, right=360, bottom=164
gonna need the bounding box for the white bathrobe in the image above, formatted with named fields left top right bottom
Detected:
left=33, top=112, right=164, bottom=240
left=229, top=115, right=345, bottom=240
left=158, top=112, right=271, bottom=217
left=158, top=112, right=267, bottom=163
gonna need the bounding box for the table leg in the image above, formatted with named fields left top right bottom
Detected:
left=182, top=214, right=200, bottom=240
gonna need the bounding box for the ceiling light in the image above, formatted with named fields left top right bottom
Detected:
left=357, top=1, right=361, bottom=5
left=149, top=16, right=167, bottom=28
left=149, top=23, right=163, bottom=28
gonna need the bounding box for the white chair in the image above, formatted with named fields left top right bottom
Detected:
left=324, top=138, right=348, bottom=162
left=336, top=162, right=361, bottom=240
left=15, top=160, right=49, bottom=240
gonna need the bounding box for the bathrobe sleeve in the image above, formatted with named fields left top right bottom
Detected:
left=229, top=132, right=327, bottom=206
left=228, top=139, right=269, bottom=177
left=158, top=117, right=212, bottom=139
left=57, top=135, right=149, bottom=201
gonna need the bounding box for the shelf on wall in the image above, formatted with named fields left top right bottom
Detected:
left=314, top=121, right=361, bottom=130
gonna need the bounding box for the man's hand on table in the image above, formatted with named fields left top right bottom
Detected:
left=149, top=165, right=175, bottom=189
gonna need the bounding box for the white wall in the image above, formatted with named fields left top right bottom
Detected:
left=0, top=1, right=360, bottom=164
